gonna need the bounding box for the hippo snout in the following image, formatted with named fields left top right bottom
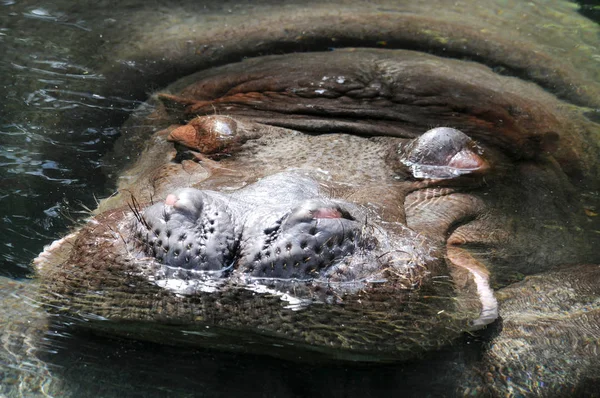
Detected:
left=130, top=173, right=432, bottom=291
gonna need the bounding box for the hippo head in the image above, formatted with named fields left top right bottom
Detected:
left=34, top=49, right=599, bottom=361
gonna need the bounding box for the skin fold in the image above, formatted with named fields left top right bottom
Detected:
left=1, top=1, right=599, bottom=397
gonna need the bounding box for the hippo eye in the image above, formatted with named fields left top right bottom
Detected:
left=167, top=115, right=239, bottom=155
left=398, top=127, right=489, bottom=180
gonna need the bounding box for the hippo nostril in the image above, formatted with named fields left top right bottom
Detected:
left=165, top=194, right=178, bottom=206
left=238, top=197, right=363, bottom=280
left=263, top=225, right=280, bottom=236
left=133, top=188, right=240, bottom=272
left=311, top=208, right=343, bottom=219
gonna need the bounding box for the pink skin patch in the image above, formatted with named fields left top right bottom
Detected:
left=165, top=194, right=178, bottom=206
left=167, top=125, right=198, bottom=148
left=311, top=208, right=342, bottom=219
left=447, top=149, right=488, bottom=171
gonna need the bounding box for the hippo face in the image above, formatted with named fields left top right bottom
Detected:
left=1, top=1, right=598, bottom=396
left=34, top=48, right=599, bottom=361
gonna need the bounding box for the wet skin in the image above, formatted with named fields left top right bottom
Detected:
left=35, top=47, right=599, bottom=362
left=2, top=1, right=600, bottom=397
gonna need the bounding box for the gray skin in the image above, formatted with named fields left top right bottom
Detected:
left=133, top=172, right=428, bottom=287
left=1, top=1, right=600, bottom=397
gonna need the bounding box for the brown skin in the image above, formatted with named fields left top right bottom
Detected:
left=31, top=48, right=600, bottom=395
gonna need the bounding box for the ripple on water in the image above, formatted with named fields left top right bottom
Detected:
left=22, top=6, right=91, bottom=31
left=0, top=121, right=118, bottom=276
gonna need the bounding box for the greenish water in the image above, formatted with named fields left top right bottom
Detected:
left=0, top=0, right=598, bottom=396
left=0, top=1, right=138, bottom=277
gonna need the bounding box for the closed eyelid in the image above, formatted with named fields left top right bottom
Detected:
left=398, top=127, right=490, bottom=180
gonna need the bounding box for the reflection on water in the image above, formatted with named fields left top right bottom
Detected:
left=0, top=0, right=599, bottom=396
left=0, top=1, right=141, bottom=276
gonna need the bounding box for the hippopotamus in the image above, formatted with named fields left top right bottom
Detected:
left=1, top=0, right=599, bottom=397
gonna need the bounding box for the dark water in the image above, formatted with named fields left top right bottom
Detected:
left=0, top=1, right=138, bottom=277
left=0, top=0, right=599, bottom=397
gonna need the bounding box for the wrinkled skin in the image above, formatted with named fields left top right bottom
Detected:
left=2, top=1, right=600, bottom=397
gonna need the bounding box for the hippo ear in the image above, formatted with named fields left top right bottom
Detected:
left=399, top=127, right=490, bottom=180
left=446, top=246, right=498, bottom=329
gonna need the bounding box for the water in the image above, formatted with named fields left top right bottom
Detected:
left=0, top=0, right=599, bottom=396
left=0, top=2, right=139, bottom=277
